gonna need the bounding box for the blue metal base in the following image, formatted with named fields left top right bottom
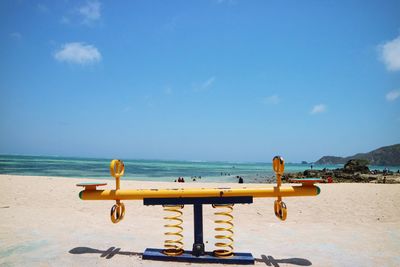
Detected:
left=143, top=248, right=254, bottom=265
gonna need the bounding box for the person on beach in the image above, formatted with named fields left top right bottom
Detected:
left=238, top=177, right=244, bottom=183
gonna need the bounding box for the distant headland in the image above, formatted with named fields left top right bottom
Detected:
left=315, top=144, right=400, bottom=166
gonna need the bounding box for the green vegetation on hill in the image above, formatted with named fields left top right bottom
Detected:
left=315, top=144, right=400, bottom=166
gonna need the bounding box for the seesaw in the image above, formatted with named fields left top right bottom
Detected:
left=77, top=156, right=321, bottom=265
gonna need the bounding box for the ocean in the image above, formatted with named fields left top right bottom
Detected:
left=0, top=155, right=397, bottom=183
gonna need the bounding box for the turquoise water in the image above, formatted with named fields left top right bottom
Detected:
left=0, top=155, right=397, bottom=183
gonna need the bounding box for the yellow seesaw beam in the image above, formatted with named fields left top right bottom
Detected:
left=79, top=185, right=320, bottom=200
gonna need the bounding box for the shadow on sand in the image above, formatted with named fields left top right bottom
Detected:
left=70, top=247, right=311, bottom=266
left=69, top=247, right=142, bottom=259
left=255, top=254, right=312, bottom=267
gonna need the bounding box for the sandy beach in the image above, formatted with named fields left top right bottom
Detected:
left=1, top=174, right=399, bottom=267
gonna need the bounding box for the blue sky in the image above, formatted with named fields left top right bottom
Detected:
left=0, top=0, right=399, bottom=162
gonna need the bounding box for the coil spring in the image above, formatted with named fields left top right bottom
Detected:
left=163, top=205, right=184, bottom=256
left=213, top=204, right=234, bottom=258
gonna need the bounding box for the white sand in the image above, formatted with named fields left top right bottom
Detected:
left=1, top=174, right=399, bottom=266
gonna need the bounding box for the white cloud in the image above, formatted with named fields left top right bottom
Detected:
left=10, top=32, right=22, bottom=40
left=195, top=76, right=216, bottom=91
left=386, top=90, right=400, bottom=102
left=216, top=0, right=236, bottom=4
left=203, top=76, right=215, bottom=88
left=79, top=0, right=101, bottom=23
left=60, top=16, right=70, bottom=25
left=54, top=42, right=102, bottom=65
left=262, top=94, right=280, bottom=105
left=310, top=104, right=327, bottom=114
left=123, top=106, right=131, bottom=113
left=163, top=17, right=178, bottom=31
left=164, top=87, right=173, bottom=95
left=37, top=3, right=49, bottom=13
left=379, top=35, right=400, bottom=71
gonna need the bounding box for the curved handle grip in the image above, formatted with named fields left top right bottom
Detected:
left=272, top=156, right=285, bottom=175
left=110, top=202, right=125, bottom=223
left=273, top=156, right=287, bottom=220
left=110, top=159, right=124, bottom=190
left=110, top=159, right=125, bottom=178
left=274, top=200, right=287, bottom=221
left=109, top=159, right=126, bottom=223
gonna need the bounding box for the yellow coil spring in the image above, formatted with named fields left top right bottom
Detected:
left=163, top=205, right=184, bottom=256
left=213, top=204, right=234, bottom=258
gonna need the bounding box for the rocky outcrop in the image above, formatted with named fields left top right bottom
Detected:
left=315, top=144, right=400, bottom=166
left=284, top=159, right=400, bottom=183
left=343, top=159, right=369, bottom=174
